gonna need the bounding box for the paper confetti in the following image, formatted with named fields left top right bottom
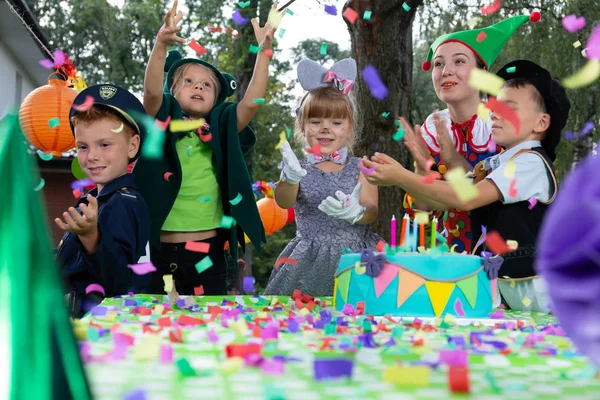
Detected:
left=506, top=66, right=517, bottom=73
left=39, top=49, right=66, bottom=69
left=278, top=29, right=286, bottom=38
left=573, top=40, right=582, bottom=48
left=562, top=15, right=586, bottom=33
left=485, top=231, right=512, bottom=255
left=342, top=7, right=358, bottom=24
left=122, top=389, right=147, bottom=400
left=229, top=192, right=243, bottom=205
left=249, top=44, right=262, bottom=54
left=585, top=25, right=600, bottom=59
left=480, top=0, right=501, bottom=16
left=232, top=10, right=250, bottom=25
left=320, top=43, right=328, bottom=55
left=195, top=256, right=213, bottom=274
left=275, top=257, right=297, bottom=269
left=163, top=275, right=173, bottom=292
left=188, top=40, right=207, bottom=56
left=363, top=10, right=372, bottom=21
left=383, top=366, right=430, bottom=386
left=197, top=196, right=211, bottom=202
left=446, top=167, right=479, bottom=202
left=85, top=283, right=105, bottom=296
left=72, top=95, right=94, bottom=111
left=565, top=121, right=595, bottom=139
left=508, top=179, right=517, bottom=198
left=324, top=5, right=337, bottom=16
left=199, top=132, right=212, bottom=142
left=485, top=97, right=521, bottom=135
left=185, top=241, right=210, bottom=253
left=453, top=298, right=465, bottom=317
left=176, top=358, right=197, bottom=377
left=128, top=262, right=157, bottom=275
left=528, top=197, right=537, bottom=210
left=275, top=132, right=286, bottom=150
left=33, top=178, right=45, bottom=192
left=37, top=150, right=53, bottom=161
left=263, top=49, right=273, bottom=58
left=401, top=2, right=411, bottom=11
left=48, top=117, right=60, bottom=129
left=170, top=118, right=206, bottom=132
left=220, top=215, right=236, bottom=228
left=562, top=60, right=600, bottom=89
left=468, top=69, right=504, bottom=96
left=358, top=162, right=375, bottom=176
left=243, top=276, right=255, bottom=293
left=503, top=161, right=517, bottom=178
left=268, top=7, right=284, bottom=28
left=164, top=172, right=173, bottom=182
left=252, top=98, right=265, bottom=104
left=361, top=65, right=389, bottom=100
left=467, top=17, right=482, bottom=28
left=477, top=102, right=491, bottom=121
left=238, top=1, right=250, bottom=8
left=194, top=285, right=204, bottom=295
left=111, top=122, right=124, bottom=133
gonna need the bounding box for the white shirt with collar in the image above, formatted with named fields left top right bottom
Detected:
left=483, top=140, right=552, bottom=204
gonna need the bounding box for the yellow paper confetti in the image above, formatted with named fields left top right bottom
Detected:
left=163, top=274, right=173, bottom=292
left=468, top=68, right=505, bottom=96
left=506, top=240, right=519, bottom=251
left=298, top=308, right=310, bottom=316
left=229, top=319, right=249, bottom=336
left=270, top=297, right=279, bottom=307
left=218, top=357, right=245, bottom=374
left=562, top=60, right=600, bottom=89
left=510, top=279, right=516, bottom=288
left=275, top=132, right=286, bottom=149
left=111, top=122, right=124, bottom=133
left=467, top=17, right=482, bottom=28
left=268, top=7, right=284, bottom=29
left=383, top=366, right=430, bottom=386
left=134, top=335, right=161, bottom=361
left=446, top=167, right=479, bottom=202
left=154, top=305, right=164, bottom=315
left=354, top=261, right=366, bottom=275
left=169, top=118, right=206, bottom=132
left=477, top=102, right=490, bottom=121
left=573, top=40, right=582, bottom=48
left=522, top=296, right=532, bottom=307
left=503, top=161, right=517, bottom=178
left=414, top=211, right=429, bottom=225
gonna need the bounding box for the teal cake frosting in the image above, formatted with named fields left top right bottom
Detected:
left=333, top=252, right=493, bottom=318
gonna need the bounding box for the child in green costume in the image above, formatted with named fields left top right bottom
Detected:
left=134, top=0, right=279, bottom=295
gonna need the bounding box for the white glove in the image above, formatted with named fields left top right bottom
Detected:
left=279, top=140, right=307, bottom=185
left=318, top=183, right=366, bottom=224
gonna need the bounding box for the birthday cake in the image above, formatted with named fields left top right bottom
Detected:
left=333, top=250, right=498, bottom=318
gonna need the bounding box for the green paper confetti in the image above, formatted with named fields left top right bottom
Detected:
left=285, top=9, right=294, bottom=15
left=33, top=178, right=45, bottom=191
left=229, top=192, right=243, bottom=205
left=249, top=44, right=262, bottom=54
left=220, top=215, right=236, bottom=228
left=393, top=127, right=405, bottom=142
left=320, top=43, right=328, bottom=55
left=252, top=98, right=266, bottom=104
left=394, top=120, right=401, bottom=127
left=382, top=112, right=390, bottom=118
left=278, top=29, right=286, bottom=38
left=506, top=66, right=517, bottom=73
left=176, top=358, right=197, bottom=377
left=238, top=0, right=250, bottom=8
left=286, top=128, right=291, bottom=139
left=186, top=145, right=193, bottom=158
left=37, top=150, right=53, bottom=161
left=195, top=256, right=213, bottom=274
left=198, top=196, right=212, bottom=202
left=402, top=2, right=411, bottom=11
left=363, top=10, right=372, bottom=20
left=48, top=117, right=60, bottom=129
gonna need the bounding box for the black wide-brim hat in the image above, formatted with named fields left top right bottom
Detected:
left=496, top=60, right=571, bottom=162
left=69, top=84, right=147, bottom=161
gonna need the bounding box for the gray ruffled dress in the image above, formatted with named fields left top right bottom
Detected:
left=263, top=157, right=382, bottom=297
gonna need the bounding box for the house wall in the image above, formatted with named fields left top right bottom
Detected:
left=0, top=40, right=36, bottom=118
left=39, top=169, right=75, bottom=245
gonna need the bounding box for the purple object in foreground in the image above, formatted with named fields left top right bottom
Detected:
left=232, top=10, right=250, bottom=25
left=536, top=153, right=600, bottom=368
left=243, top=276, right=255, bottom=293
left=122, top=388, right=147, bottom=400
left=314, top=358, right=354, bottom=380
left=324, top=4, right=337, bottom=15
left=361, top=65, right=389, bottom=100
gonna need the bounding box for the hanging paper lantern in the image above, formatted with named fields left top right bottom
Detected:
left=257, top=196, right=288, bottom=236
left=18, top=71, right=78, bottom=156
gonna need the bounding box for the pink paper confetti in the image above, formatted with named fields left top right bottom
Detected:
left=480, top=0, right=501, bottom=16
left=260, top=359, right=285, bottom=376
left=454, top=298, right=465, bottom=317
left=207, top=329, right=219, bottom=343
left=528, top=197, right=537, bottom=210
left=489, top=310, right=505, bottom=319
left=39, top=49, right=66, bottom=69
left=85, top=283, right=105, bottom=296
left=562, top=14, right=586, bottom=33
left=127, top=262, right=157, bottom=275
left=160, top=344, right=173, bottom=363
left=585, top=25, right=600, bottom=60
left=72, top=95, right=95, bottom=112
left=358, top=162, right=376, bottom=176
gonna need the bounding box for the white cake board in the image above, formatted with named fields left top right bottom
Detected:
left=374, top=316, right=528, bottom=327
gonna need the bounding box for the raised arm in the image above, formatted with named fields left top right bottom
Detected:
left=144, top=0, right=186, bottom=117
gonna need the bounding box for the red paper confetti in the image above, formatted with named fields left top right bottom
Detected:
left=485, top=97, right=521, bottom=135
left=343, top=7, right=359, bottom=24
left=188, top=40, right=207, bottom=55
left=238, top=258, right=247, bottom=271
left=480, top=0, right=501, bottom=16
left=72, top=95, right=94, bottom=111
left=476, top=32, right=487, bottom=42
left=448, top=366, right=470, bottom=393
left=275, top=257, right=297, bottom=269
left=508, top=179, right=517, bottom=198
left=485, top=230, right=512, bottom=255
left=194, top=285, right=204, bottom=295
left=72, top=189, right=83, bottom=198
left=156, top=116, right=171, bottom=130
left=199, top=132, right=212, bottom=142
left=164, top=172, right=173, bottom=182
left=375, top=240, right=386, bottom=252
left=305, top=144, right=322, bottom=155
left=185, top=241, right=210, bottom=253
left=264, top=49, right=273, bottom=58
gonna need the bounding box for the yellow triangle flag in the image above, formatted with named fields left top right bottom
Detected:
left=397, top=268, right=425, bottom=308
left=425, top=282, right=456, bottom=316
left=337, top=270, right=351, bottom=302
left=456, top=274, right=478, bottom=308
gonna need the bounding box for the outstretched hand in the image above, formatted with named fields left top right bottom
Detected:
left=433, top=111, right=460, bottom=165
left=360, top=153, right=405, bottom=187
left=399, top=118, right=430, bottom=174
left=157, top=0, right=186, bottom=46
left=55, top=194, right=99, bottom=237
left=318, top=183, right=365, bottom=224
left=251, top=2, right=282, bottom=51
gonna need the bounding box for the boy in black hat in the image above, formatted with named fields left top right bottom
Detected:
left=361, top=60, right=571, bottom=312
left=56, top=84, right=152, bottom=317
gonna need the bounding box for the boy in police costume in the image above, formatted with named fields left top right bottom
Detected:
left=362, top=60, right=570, bottom=312
left=56, top=84, right=151, bottom=318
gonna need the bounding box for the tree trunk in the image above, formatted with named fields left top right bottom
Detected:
left=344, top=0, right=422, bottom=239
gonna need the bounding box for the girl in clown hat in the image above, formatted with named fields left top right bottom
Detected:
left=402, top=13, right=541, bottom=253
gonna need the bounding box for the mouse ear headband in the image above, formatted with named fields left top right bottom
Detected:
left=295, top=58, right=357, bottom=116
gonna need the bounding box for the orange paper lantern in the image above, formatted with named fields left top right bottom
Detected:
left=18, top=72, right=78, bottom=156
left=257, top=196, right=288, bottom=236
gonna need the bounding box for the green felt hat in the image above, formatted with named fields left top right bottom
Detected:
left=163, top=49, right=237, bottom=105
left=422, top=12, right=541, bottom=72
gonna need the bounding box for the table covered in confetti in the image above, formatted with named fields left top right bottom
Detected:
left=78, top=294, right=600, bottom=400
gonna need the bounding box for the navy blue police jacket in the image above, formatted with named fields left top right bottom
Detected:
left=56, top=173, right=151, bottom=296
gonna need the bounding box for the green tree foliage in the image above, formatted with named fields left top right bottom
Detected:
left=290, top=38, right=351, bottom=64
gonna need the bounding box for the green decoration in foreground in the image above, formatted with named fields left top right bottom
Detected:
left=0, top=113, right=92, bottom=400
